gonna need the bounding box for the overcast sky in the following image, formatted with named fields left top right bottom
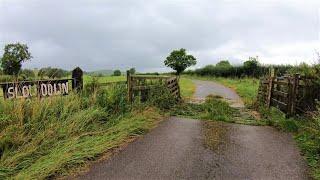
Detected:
left=0, top=0, right=319, bottom=72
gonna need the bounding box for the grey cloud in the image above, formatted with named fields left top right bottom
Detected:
left=0, top=0, right=319, bottom=72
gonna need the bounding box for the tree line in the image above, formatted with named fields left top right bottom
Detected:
left=183, top=57, right=295, bottom=78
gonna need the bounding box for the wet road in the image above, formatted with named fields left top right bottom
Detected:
left=77, top=80, right=309, bottom=180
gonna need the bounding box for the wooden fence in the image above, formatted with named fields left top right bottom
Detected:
left=127, top=72, right=180, bottom=102
left=258, top=73, right=320, bottom=117
left=0, top=67, right=180, bottom=103
left=0, top=67, right=83, bottom=99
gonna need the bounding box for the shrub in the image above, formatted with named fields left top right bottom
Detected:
left=147, top=84, right=178, bottom=110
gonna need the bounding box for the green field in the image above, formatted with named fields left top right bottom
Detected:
left=83, top=75, right=126, bottom=84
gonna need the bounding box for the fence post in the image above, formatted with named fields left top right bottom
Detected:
left=286, top=77, right=292, bottom=117
left=72, top=67, right=83, bottom=92
left=291, top=74, right=299, bottom=116
left=266, top=68, right=275, bottom=108
left=127, top=70, right=133, bottom=103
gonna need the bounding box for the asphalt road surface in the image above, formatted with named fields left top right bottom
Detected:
left=77, top=80, right=309, bottom=180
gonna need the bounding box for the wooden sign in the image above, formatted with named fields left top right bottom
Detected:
left=0, top=67, right=83, bottom=100
left=1, top=79, right=71, bottom=99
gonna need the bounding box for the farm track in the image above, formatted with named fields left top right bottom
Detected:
left=77, top=80, right=309, bottom=180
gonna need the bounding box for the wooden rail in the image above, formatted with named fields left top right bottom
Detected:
left=258, top=72, right=320, bottom=117
left=127, top=72, right=180, bottom=102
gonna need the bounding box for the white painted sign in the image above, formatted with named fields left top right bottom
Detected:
left=2, top=80, right=70, bottom=99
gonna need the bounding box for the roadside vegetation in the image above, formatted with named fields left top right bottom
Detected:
left=179, top=77, right=196, bottom=99
left=0, top=82, right=175, bottom=179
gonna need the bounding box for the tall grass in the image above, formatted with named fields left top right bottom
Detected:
left=0, top=84, right=163, bottom=179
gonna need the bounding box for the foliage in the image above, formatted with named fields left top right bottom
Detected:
left=243, top=57, right=259, bottom=77
left=129, top=68, right=136, bottom=75
left=173, top=95, right=261, bottom=124
left=38, top=67, right=69, bottom=79
left=113, top=70, right=121, bottom=76
left=147, top=84, right=178, bottom=110
left=287, top=62, right=320, bottom=81
left=84, top=76, right=101, bottom=95
left=137, top=72, right=160, bottom=76
left=0, top=85, right=163, bottom=179
left=19, top=69, right=35, bottom=80
left=0, top=43, right=32, bottom=76
left=186, top=58, right=292, bottom=78
left=202, top=95, right=236, bottom=121
left=164, top=48, right=197, bottom=76
left=0, top=75, right=22, bottom=83
left=216, top=60, right=232, bottom=68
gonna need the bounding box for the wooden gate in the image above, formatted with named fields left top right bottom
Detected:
left=258, top=72, right=320, bottom=117
left=127, top=72, right=180, bottom=102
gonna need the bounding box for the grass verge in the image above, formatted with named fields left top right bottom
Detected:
left=259, top=106, right=320, bottom=179
left=0, top=84, right=166, bottom=179
left=179, top=77, right=196, bottom=99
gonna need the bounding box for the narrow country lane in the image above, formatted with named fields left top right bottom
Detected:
left=77, top=80, right=309, bottom=180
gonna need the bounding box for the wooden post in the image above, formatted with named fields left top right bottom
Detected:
left=72, top=67, right=83, bottom=92
left=290, top=74, right=299, bottom=116
left=266, top=68, right=275, bottom=108
left=285, top=73, right=299, bottom=118
left=127, top=70, right=133, bottom=102
left=286, top=77, right=292, bottom=117
left=175, top=77, right=181, bottom=99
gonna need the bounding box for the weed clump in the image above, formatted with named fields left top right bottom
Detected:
left=171, top=96, right=236, bottom=122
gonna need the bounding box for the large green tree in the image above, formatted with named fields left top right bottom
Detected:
left=243, top=57, right=259, bottom=77
left=129, top=67, right=136, bottom=75
left=216, top=60, right=232, bottom=68
left=113, top=69, right=121, bottom=76
left=1, top=43, right=32, bottom=76
left=164, top=48, right=196, bottom=77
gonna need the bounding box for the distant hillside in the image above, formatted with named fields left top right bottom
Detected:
left=86, top=69, right=114, bottom=76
